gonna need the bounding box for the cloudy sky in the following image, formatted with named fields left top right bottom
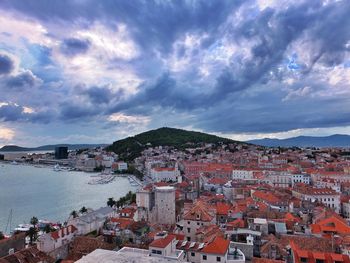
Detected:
left=0, top=0, right=350, bottom=146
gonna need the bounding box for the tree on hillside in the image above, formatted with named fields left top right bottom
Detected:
left=80, top=206, right=88, bottom=214
left=71, top=210, right=78, bottom=218
left=107, top=197, right=116, bottom=207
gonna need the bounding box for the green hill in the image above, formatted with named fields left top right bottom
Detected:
left=106, top=127, right=241, bottom=161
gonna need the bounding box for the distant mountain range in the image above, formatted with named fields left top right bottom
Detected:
left=0, top=144, right=107, bottom=152
left=247, top=134, right=350, bottom=147
left=106, top=127, right=241, bottom=161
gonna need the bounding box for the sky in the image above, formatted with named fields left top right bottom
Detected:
left=0, top=0, right=350, bottom=147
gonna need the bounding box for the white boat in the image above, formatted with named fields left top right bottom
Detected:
left=53, top=164, right=62, bottom=171
left=14, top=224, right=33, bottom=232
left=11, top=161, right=19, bottom=165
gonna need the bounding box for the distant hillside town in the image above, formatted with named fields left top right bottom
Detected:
left=2, top=128, right=350, bottom=262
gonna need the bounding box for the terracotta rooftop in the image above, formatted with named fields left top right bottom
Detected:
left=201, top=236, right=230, bottom=255
left=149, top=234, right=175, bottom=249
left=0, top=247, right=54, bottom=263
left=183, top=200, right=214, bottom=222
left=51, top=225, right=77, bottom=240
left=311, top=216, right=350, bottom=235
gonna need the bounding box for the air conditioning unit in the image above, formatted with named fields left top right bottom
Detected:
left=8, top=248, right=15, bottom=255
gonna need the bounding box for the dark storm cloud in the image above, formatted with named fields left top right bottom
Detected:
left=113, top=1, right=350, bottom=111
left=60, top=38, right=90, bottom=56
left=0, top=103, right=56, bottom=123
left=5, top=71, right=39, bottom=90
left=1, top=0, right=350, bottom=135
left=59, top=102, right=100, bottom=121
left=0, top=53, right=14, bottom=75
left=0, top=103, right=25, bottom=121
left=0, top=0, right=244, bottom=54
left=83, top=86, right=112, bottom=104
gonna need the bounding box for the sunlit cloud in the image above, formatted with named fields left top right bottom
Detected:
left=108, top=113, right=150, bottom=125
left=0, top=125, right=15, bottom=141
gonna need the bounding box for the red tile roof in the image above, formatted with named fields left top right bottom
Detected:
left=291, top=241, right=350, bottom=263
left=51, top=225, right=77, bottom=240
left=216, top=202, right=232, bottom=216
left=252, top=190, right=281, bottom=205
left=201, top=236, right=230, bottom=255
left=110, top=218, right=134, bottom=229
left=311, top=216, right=350, bottom=235
left=149, top=234, right=175, bottom=248
left=183, top=200, right=214, bottom=222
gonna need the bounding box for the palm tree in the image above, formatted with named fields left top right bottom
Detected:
left=27, top=227, right=38, bottom=245
left=80, top=206, right=88, bottom=214
left=71, top=210, right=78, bottom=218
left=107, top=197, right=116, bottom=207
left=30, top=216, right=38, bottom=227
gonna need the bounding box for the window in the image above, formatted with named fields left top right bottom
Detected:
left=217, top=256, right=221, bottom=262
left=300, top=257, right=307, bottom=263
left=191, top=252, right=195, bottom=257
left=203, top=255, right=207, bottom=260
left=187, top=228, right=191, bottom=233
left=188, top=221, right=190, bottom=224
left=187, top=237, right=191, bottom=241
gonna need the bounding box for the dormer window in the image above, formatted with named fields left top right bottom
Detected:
left=196, top=214, right=200, bottom=220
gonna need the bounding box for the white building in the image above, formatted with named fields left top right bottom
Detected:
left=116, top=161, right=128, bottom=171
left=232, top=170, right=253, bottom=180
left=315, top=178, right=341, bottom=193
left=292, top=174, right=311, bottom=185
left=151, top=165, right=181, bottom=182
left=268, top=172, right=292, bottom=188
left=68, top=207, right=114, bottom=235
left=101, top=156, right=114, bottom=168
left=342, top=201, right=350, bottom=218
left=76, top=235, right=245, bottom=263
left=77, top=233, right=187, bottom=262
left=37, top=225, right=77, bottom=254
left=292, top=187, right=341, bottom=213
left=183, top=201, right=216, bottom=241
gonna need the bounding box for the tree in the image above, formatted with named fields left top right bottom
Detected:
left=71, top=210, right=78, bottom=218
left=80, top=206, right=88, bottom=214
left=30, top=216, right=38, bottom=227
left=27, top=227, right=38, bottom=245
left=0, top=231, right=4, bottom=240
left=44, top=224, right=53, bottom=233
left=107, top=197, right=116, bottom=207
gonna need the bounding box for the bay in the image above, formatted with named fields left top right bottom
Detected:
left=0, top=162, right=137, bottom=233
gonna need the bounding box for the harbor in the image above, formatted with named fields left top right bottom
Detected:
left=0, top=163, right=138, bottom=234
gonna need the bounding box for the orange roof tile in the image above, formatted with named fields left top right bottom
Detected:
left=149, top=234, right=175, bottom=248
left=311, top=216, right=350, bottom=235
left=201, top=236, right=230, bottom=255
